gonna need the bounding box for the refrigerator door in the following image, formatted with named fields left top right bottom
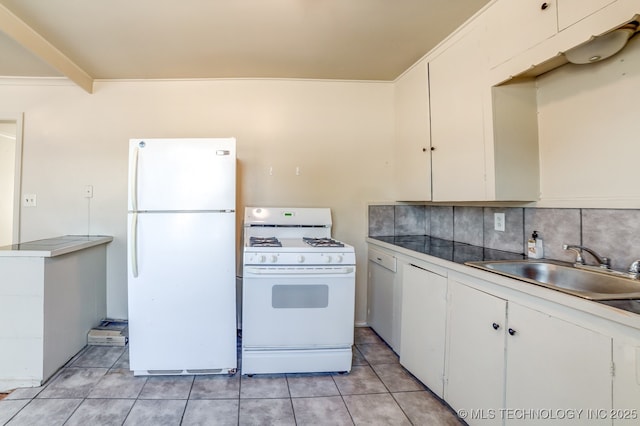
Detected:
left=128, top=211, right=236, bottom=373
left=129, top=138, right=235, bottom=212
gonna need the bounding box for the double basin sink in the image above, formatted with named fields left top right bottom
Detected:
left=465, top=259, right=640, bottom=300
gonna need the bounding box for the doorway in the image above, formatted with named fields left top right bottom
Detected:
left=0, top=114, right=23, bottom=246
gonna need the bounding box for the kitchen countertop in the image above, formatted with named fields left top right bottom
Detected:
left=370, top=235, right=526, bottom=264
left=0, top=235, right=113, bottom=257
left=368, top=235, right=640, bottom=322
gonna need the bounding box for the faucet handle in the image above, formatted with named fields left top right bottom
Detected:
left=563, top=244, right=585, bottom=264
left=628, top=260, right=640, bottom=274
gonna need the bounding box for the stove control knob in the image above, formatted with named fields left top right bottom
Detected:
left=297, top=255, right=305, bottom=263
left=258, top=255, right=266, bottom=263
left=335, top=255, right=343, bottom=263
left=270, top=255, right=278, bottom=263
left=324, top=256, right=332, bottom=263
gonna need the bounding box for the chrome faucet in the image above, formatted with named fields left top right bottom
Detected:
left=563, top=244, right=611, bottom=269
left=628, top=260, right=640, bottom=277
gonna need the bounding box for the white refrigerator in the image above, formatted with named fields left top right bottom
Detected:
left=127, top=137, right=237, bottom=375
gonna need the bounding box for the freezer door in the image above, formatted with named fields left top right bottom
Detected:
left=128, top=138, right=235, bottom=211
left=127, top=211, right=236, bottom=372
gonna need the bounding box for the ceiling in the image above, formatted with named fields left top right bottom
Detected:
left=0, top=0, right=490, bottom=92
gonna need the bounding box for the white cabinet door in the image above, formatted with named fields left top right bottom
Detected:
left=486, top=0, right=558, bottom=68
left=394, top=60, right=431, bottom=201
left=367, top=254, right=397, bottom=350
left=400, top=263, right=447, bottom=397
left=446, top=280, right=506, bottom=426
left=505, top=302, right=612, bottom=425
left=429, top=22, right=488, bottom=201
left=557, top=0, right=617, bottom=30
left=613, top=340, right=640, bottom=425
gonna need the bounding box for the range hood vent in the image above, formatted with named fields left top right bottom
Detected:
left=564, top=21, right=638, bottom=64
left=500, top=16, right=640, bottom=84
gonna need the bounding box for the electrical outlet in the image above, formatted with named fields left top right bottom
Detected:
left=494, top=212, right=505, bottom=232
left=23, top=194, right=37, bottom=207
left=83, top=185, right=94, bottom=198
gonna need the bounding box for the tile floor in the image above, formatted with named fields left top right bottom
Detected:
left=0, top=327, right=462, bottom=425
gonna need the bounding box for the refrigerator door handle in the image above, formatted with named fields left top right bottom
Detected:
left=130, top=145, right=139, bottom=211
left=131, top=212, right=139, bottom=277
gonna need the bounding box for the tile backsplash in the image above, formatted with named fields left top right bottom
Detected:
left=368, top=204, right=640, bottom=272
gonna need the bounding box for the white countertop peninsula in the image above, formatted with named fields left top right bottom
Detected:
left=0, top=235, right=113, bottom=392
left=0, top=235, right=113, bottom=257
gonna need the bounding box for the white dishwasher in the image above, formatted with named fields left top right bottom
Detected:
left=367, top=247, right=400, bottom=352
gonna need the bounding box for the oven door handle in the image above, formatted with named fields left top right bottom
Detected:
left=244, top=266, right=355, bottom=275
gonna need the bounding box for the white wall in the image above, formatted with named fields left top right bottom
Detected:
left=0, top=78, right=395, bottom=321
left=537, top=34, right=640, bottom=207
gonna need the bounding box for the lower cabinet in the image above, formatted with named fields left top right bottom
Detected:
left=446, top=279, right=507, bottom=425
left=370, top=242, right=638, bottom=426
left=399, top=262, right=447, bottom=398
left=613, top=340, right=640, bottom=422
left=446, top=278, right=613, bottom=426
left=505, top=300, right=612, bottom=425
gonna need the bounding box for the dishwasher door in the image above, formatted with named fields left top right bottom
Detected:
left=367, top=248, right=398, bottom=351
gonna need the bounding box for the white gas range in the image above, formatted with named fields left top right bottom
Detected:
left=241, top=207, right=356, bottom=375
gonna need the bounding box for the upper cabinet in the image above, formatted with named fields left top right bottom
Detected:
left=557, top=0, right=617, bottom=30
left=393, top=0, right=638, bottom=204
left=393, top=60, right=431, bottom=201
left=429, top=17, right=540, bottom=202
left=486, top=0, right=559, bottom=69
left=429, top=22, right=489, bottom=201
left=487, top=0, right=638, bottom=83
left=487, top=0, right=620, bottom=69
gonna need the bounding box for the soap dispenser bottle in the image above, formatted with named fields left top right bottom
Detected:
left=527, top=231, right=544, bottom=259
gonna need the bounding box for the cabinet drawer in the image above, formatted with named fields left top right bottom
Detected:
left=368, top=249, right=397, bottom=272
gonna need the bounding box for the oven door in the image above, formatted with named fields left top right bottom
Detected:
left=242, top=266, right=355, bottom=348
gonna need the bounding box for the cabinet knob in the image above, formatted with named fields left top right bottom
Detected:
left=492, top=322, right=500, bottom=330
left=430, top=147, right=436, bottom=151
left=540, top=2, right=549, bottom=10
left=508, top=328, right=516, bottom=336
left=422, top=147, right=427, bottom=152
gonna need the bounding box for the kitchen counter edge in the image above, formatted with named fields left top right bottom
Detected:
left=367, top=236, right=640, bottom=332
left=0, top=235, right=114, bottom=258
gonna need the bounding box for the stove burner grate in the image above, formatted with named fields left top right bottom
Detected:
left=303, top=237, right=345, bottom=247
left=249, top=237, right=282, bottom=247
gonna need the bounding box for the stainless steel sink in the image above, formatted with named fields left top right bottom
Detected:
left=465, top=260, right=640, bottom=300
